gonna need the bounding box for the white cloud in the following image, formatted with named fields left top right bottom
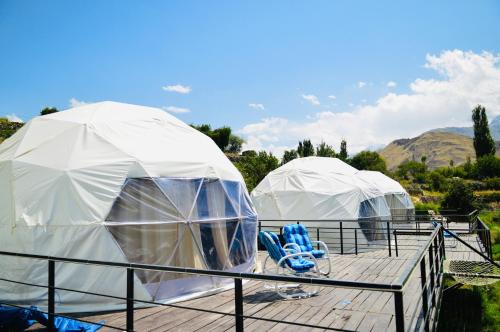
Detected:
left=163, top=106, right=191, bottom=113
left=240, top=50, right=500, bottom=157
left=357, top=81, right=367, bottom=88
left=328, top=95, right=337, bottom=100
left=302, top=94, right=320, bottom=106
left=249, top=103, right=265, bottom=111
left=5, top=114, right=23, bottom=122
left=162, top=84, right=191, bottom=94
left=69, top=97, right=87, bottom=108
left=387, top=81, right=397, bottom=88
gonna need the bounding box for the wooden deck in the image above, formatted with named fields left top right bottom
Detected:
left=27, top=232, right=487, bottom=332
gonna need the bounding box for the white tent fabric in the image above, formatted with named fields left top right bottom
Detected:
left=355, top=170, right=415, bottom=220
left=251, top=157, right=391, bottom=250
left=0, top=101, right=258, bottom=313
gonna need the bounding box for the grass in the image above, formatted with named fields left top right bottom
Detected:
left=437, top=277, right=500, bottom=332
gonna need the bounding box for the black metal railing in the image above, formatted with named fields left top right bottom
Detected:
left=0, top=225, right=445, bottom=332
left=258, top=218, right=444, bottom=258
left=476, top=217, right=493, bottom=259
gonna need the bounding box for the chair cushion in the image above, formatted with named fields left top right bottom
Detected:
left=310, top=249, right=325, bottom=258
left=289, top=257, right=315, bottom=273
left=283, top=224, right=313, bottom=252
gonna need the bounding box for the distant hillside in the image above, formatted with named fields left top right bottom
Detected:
left=379, top=131, right=500, bottom=170
left=429, top=115, right=500, bottom=140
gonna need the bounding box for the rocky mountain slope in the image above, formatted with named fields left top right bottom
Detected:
left=379, top=131, right=500, bottom=170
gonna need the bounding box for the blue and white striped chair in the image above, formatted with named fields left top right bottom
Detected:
left=259, top=231, right=320, bottom=299
left=283, top=224, right=331, bottom=275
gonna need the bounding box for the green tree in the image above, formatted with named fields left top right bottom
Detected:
left=349, top=151, right=387, bottom=173
left=227, top=134, right=245, bottom=153
left=40, top=107, right=59, bottom=116
left=281, top=149, right=298, bottom=165
left=191, top=124, right=244, bottom=153
left=315, top=142, right=336, bottom=157
left=297, top=139, right=315, bottom=157
left=472, top=105, right=495, bottom=158
left=0, top=117, right=24, bottom=140
left=441, top=179, right=476, bottom=213
left=396, top=160, right=427, bottom=181
left=474, top=155, right=500, bottom=179
left=234, top=151, right=279, bottom=191
left=338, top=139, right=348, bottom=161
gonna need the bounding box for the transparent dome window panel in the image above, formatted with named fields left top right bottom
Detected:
left=193, top=178, right=238, bottom=221
left=104, top=177, right=258, bottom=301
left=358, top=198, right=389, bottom=241
left=154, top=178, right=203, bottom=219
left=106, top=178, right=183, bottom=223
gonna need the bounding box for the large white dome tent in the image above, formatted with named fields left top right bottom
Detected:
left=0, top=101, right=257, bottom=313
left=355, top=170, right=415, bottom=221
left=250, top=157, right=391, bottom=251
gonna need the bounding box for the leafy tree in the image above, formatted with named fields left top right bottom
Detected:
left=315, top=142, right=336, bottom=157
left=349, top=151, right=387, bottom=173
left=338, top=139, right=348, bottom=161
left=191, top=124, right=244, bottom=153
left=210, top=126, right=232, bottom=151
left=227, top=134, right=245, bottom=153
left=281, top=149, right=298, bottom=165
left=421, top=156, right=427, bottom=164
left=0, top=117, right=24, bottom=140
left=441, top=179, right=476, bottom=213
left=472, top=105, right=495, bottom=158
left=396, top=160, right=427, bottom=181
left=428, top=171, right=448, bottom=192
left=234, top=151, right=279, bottom=191
left=474, top=156, right=500, bottom=179
left=40, top=107, right=59, bottom=116
left=297, top=139, right=315, bottom=157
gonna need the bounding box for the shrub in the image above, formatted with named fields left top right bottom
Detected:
left=441, top=179, right=476, bottom=213
left=474, top=156, right=500, bottom=179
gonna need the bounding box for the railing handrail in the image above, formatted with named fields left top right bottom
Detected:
left=395, top=225, right=442, bottom=286
left=0, top=250, right=402, bottom=291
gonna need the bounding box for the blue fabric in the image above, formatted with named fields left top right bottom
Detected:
left=258, top=231, right=315, bottom=273
left=0, top=305, right=103, bottom=332
left=283, top=224, right=325, bottom=258
left=283, top=224, right=313, bottom=252
left=310, top=249, right=325, bottom=259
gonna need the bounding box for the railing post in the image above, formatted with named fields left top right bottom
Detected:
left=340, top=222, right=344, bottom=255
left=354, top=229, right=358, bottom=255
left=258, top=221, right=261, bottom=234
left=48, top=260, right=55, bottom=332
left=394, top=291, right=405, bottom=332
left=433, top=237, right=440, bottom=287
left=394, top=230, right=398, bottom=257
left=428, top=245, right=436, bottom=307
left=127, top=268, right=134, bottom=332
left=235, top=278, right=244, bottom=332
left=317, top=228, right=320, bottom=250
left=387, top=221, right=392, bottom=257
left=420, top=258, right=430, bottom=332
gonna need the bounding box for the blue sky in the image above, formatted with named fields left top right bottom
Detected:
left=1, top=1, right=500, bottom=154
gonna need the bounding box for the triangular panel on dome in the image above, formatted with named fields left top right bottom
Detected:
left=106, top=178, right=183, bottom=223
left=191, top=178, right=238, bottom=221
left=154, top=178, right=203, bottom=219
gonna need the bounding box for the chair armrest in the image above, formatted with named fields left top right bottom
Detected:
left=310, top=241, right=330, bottom=256
left=283, top=243, right=302, bottom=253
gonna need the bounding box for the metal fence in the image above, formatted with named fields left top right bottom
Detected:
left=0, top=224, right=446, bottom=332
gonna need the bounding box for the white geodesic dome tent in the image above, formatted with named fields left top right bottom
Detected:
left=0, top=101, right=257, bottom=313
left=250, top=157, right=391, bottom=250
left=355, top=170, right=415, bottom=220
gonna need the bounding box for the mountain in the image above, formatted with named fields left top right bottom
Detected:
left=429, top=115, right=500, bottom=140
left=379, top=131, right=500, bottom=170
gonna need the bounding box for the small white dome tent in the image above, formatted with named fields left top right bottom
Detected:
left=355, top=170, right=415, bottom=220
left=250, top=157, right=391, bottom=251
left=0, top=101, right=257, bottom=313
